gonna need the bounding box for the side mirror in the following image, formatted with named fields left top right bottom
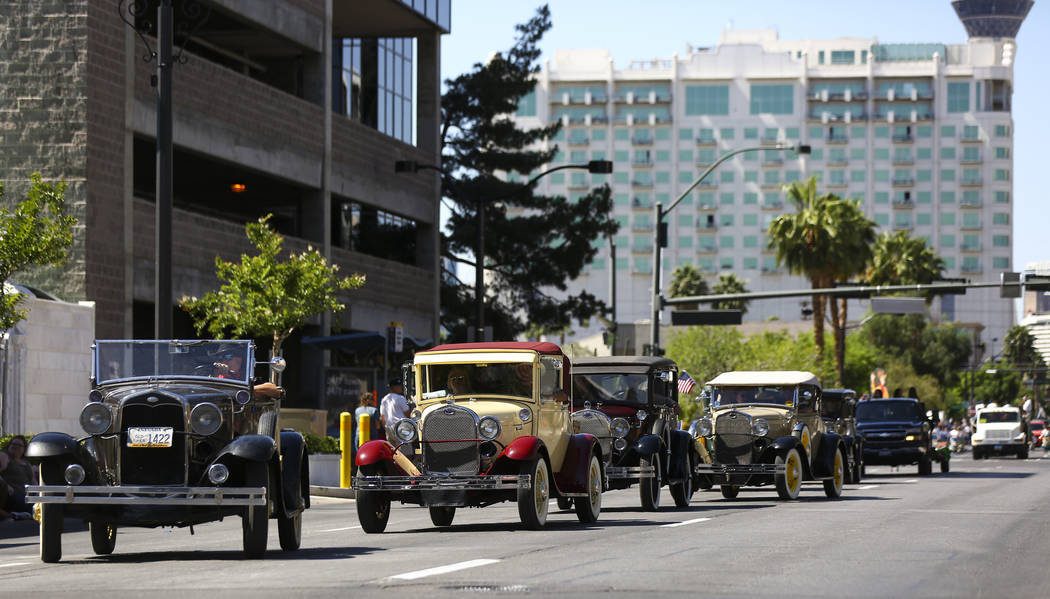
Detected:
left=659, top=371, right=675, bottom=384
left=269, top=356, right=287, bottom=373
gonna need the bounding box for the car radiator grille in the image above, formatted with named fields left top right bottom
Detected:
left=714, top=411, right=752, bottom=465
left=422, top=408, right=479, bottom=475
left=120, top=400, right=186, bottom=485
left=984, top=429, right=1014, bottom=441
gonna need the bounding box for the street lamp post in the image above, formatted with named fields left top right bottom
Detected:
left=396, top=159, right=613, bottom=341
left=648, top=143, right=810, bottom=355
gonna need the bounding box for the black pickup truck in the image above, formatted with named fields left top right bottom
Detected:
left=856, top=397, right=948, bottom=475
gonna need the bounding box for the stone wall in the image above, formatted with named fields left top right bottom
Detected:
left=16, top=295, right=95, bottom=436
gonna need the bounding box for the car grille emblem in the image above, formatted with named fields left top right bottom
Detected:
left=728, top=412, right=738, bottom=419
left=444, top=408, right=456, bottom=416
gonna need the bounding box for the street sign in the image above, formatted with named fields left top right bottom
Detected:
left=670, top=310, right=743, bottom=326
left=387, top=322, right=403, bottom=352
left=1000, top=271, right=1021, bottom=298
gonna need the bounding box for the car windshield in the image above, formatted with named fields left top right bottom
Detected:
left=420, top=363, right=534, bottom=400
left=978, top=411, right=1019, bottom=423
left=856, top=400, right=920, bottom=421
left=1032, top=423, right=1045, bottom=432
left=573, top=373, right=648, bottom=406
left=94, top=340, right=253, bottom=385
left=712, top=385, right=794, bottom=408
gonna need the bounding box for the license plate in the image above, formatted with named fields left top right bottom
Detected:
left=994, top=445, right=1002, bottom=450
left=879, top=449, right=891, bottom=457
left=127, top=427, right=174, bottom=448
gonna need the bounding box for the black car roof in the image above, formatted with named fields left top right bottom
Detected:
left=572, top=355, right=677, bottom=375
left=861, top=397, right=919, bottom=402
left=823, top=388, right=856, bottom=399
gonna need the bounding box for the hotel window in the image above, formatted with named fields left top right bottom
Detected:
left=830, top=50, right=855, bottom=64
left=993, top=213, right=1009, bottom=225
left=946, top=82, right=970, bottom=113
left=744, top=257, right=758, bottom=270
left=993, top=257, right=1009, bottom=269
left=750, top=84, right=794, bottom=115
left=993, top=234, right=1009, bottom=247
left=516, top=90, right=536, bottom=116
left=995, top=147, right=1010, bottom=159
left=995, top=191, right=1010, bottom=203
left=941, top=234, right=955, bottom=248
left=684, top=85, right=730, bottom=115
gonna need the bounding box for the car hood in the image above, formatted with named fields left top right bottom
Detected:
left=714, top=405, right=793, bottom=436
left=420, top=398, right=533, bottom=445
left=103, top=383, right=237, bottom=404
left=976, top=423, right=1022, bottom=431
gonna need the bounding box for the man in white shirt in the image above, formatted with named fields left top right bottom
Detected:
left=380, top=377, right=411, bottom=446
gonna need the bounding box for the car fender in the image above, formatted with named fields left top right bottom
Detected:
left=216, top=434, right=276, bottom=463
left=667, top=429, right=693, bottom=480
left=553, top=433, right=600, bottom=495
left=499, top=435, right=544, bottom=462
left=276, top=430, right=308, bottom=516
left=812, top=432, right=844, bottom=478
left=766, top=435, right=814, bottom=480
left=26, top=432, right=103, bottom=484
left=355, top=439, right=396, bottom=467
left=634, top=433, right=662, bottom=458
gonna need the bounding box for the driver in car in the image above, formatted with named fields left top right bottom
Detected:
left=210, top=347, right=281, bottom=399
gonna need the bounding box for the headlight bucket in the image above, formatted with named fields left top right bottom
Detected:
left=518, top=408, right=532, bottom=423
left=64, top=464, right=86, bottom=485
left=80, top=402, right=112, bottom=434
left=691, top=417, right=712, bottom=438
left=752, top=418, right=769, bottom=437
left=395, top=419, right=417, bottom=443
left=190, top=402, right=223, bottom=436
left=610, top=417, right=630, bottom=438
left=479, top=416, right=501, bottom=440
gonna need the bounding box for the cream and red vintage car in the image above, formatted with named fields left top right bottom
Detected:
left=352, top=342, right=604, bottom=531
left=692, top=371, right=846, bottom=500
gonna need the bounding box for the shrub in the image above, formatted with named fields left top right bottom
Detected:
left=303, top=432, right=340, bottom=454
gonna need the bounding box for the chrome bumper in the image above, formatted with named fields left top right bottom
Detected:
left=693, top=463, right=785, bottom=475
left=26, top=485, right=267, bottom=506
left=352, top=474, right=530, bottom=491
left=606, top=465, right=656, bottom=480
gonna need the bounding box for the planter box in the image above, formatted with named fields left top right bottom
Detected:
left=308, top=454, right=342, bottom=487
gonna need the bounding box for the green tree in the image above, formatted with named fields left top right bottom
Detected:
left=440, top=5, right=618, bottom=340
left=856, top=314, right=972, bottom=401
left=1002, top=325, right=1045, bottom=368
left=0, top=173, right=76, bottom=332
left=711, top=273, right=750, bottom=314
left=668, top=264, right=709, bottom=309
left=180, top=215, right=365, bottom=358
left=768, top=176, right=874, bottom=381
left=864, top=230, right=945, bottom=300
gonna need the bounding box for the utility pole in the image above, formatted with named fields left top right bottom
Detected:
left=155, top=0, right=173, bottom=339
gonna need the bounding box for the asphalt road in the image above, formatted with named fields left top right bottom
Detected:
left=2, top=452, right=1048, bottom=598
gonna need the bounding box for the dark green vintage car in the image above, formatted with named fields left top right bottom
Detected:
left=692, top=371, right=847, bottom=500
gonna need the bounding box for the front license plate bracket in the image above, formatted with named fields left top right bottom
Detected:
left=127, top=427, right=174, bottom=448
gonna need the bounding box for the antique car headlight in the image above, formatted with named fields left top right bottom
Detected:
left=80, top=402, right=112, bottom=434
left=479, top=416, right=501, bottom=440
left=691, top=417, right=712, bottom=438
left=752, top=418, right=769, bottom=437
left=234, top=390, right=251, bottom=405
left=613, top=438, right=628, bottom=452
left=207, top=463, right=230, bottom=484
left=88, top=389, right=103, bottom=403
left=610, top=418, right=630, bottom=439
left=518, top=408, right=532, bottom=423
left=190, top=402, right=223, bottom=436
left=64, top=464, right=86, bottom=485
left=636, top=409, right=648, bottom=423
left=395, top=419, right=417, bottom=443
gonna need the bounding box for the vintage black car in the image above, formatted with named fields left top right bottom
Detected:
left=570, top=356, right=704, bottom=510
left=692, top=371, right=846, bottom=500
left=25, top=340, right=309, bottom=562
left=821, top=388, right=864, bottom=484
left=857, top=397, right=946, bottom=474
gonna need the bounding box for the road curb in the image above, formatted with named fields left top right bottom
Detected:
left=309, top=485, right=356, bottom=499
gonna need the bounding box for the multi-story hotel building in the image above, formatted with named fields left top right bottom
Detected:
left=1, top=0, right=449, bottom=411
left=512, top=1, right=1029, bottom=350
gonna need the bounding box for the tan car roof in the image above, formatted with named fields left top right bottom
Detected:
left=707, top=371, right=821, bottom=388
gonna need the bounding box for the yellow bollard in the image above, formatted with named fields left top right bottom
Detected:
left=358, top=413, right=371, bottom=447
left=339, top=411, right=353, bottom=488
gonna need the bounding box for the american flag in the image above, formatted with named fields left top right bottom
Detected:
left=677, top=370, right=697, bottom=394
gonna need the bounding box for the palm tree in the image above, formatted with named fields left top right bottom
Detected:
left=711, top=273, right=750, bottom=315
left=668, top=264, right=709, bottom=310
left=767, top=177, right=874, bottom=379
left=865, top=231, right=945, bottom=295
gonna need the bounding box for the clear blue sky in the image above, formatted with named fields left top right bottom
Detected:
left=440, top=0, right=1048, bottom=297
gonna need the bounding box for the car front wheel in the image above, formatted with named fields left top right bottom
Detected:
left=241, top=462, right=269, bottom=558
left=357, top=490, right=391, bottom=533
left=775, top=447, right=802, bottom=500
left=574, top=455, right=602, bottom=524
left=89, top=521, right=117, bottom=555
left=40, top=503, right=63, bottom=563
left=639, top=454, right=662, bottom=511
left=277, top=509, right=302, bottom=550
left=518, top=456, right=550, bottom=530
left=670, top=453, right=693, bottom=507
left=823, top=447, right=844, bottom=499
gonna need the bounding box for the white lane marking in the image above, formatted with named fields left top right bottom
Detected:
left=903, top=479, right=919, bottom=483
left=858, top=484, right=879, bottom=490
left=319, top=526, right=360, bottom=533
left=0, top=563, right=29, bottom=569
left=661, top=517, right=711, bottom=528
left=390, top=558, right=501, bottom=581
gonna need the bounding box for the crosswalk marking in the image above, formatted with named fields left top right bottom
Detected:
left=661, top=517, right=711, bottom=528
left=390, top=558, right=501, bottom=581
